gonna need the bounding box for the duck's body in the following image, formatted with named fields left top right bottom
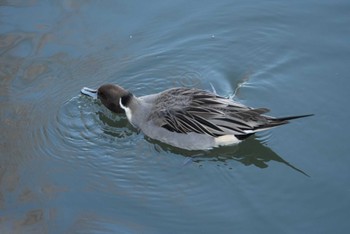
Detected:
left=81, top=84, right=312, bottom=150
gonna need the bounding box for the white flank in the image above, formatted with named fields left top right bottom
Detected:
left=214, top=134, right=241, bottom=147
left=119, top=99, right=133, bottom=121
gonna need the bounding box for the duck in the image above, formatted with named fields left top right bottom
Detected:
left=81, top=84, right=312, bottom=150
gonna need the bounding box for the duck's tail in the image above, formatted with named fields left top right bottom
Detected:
left=249, top=114, right=314, bottom=133
left=273, top=114, right=314, bottom=122
left=262, top=113, right=314, bottom=129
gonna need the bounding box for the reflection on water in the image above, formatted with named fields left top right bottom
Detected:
left=146, top=134, right=309, bottom=176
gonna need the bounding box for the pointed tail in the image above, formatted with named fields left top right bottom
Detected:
left=274, top=114, right=314, bottom=122
left=258, top=113, right=314, bottom=130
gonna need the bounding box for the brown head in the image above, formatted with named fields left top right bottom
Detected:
left=81, top=84, right=130, bottom=113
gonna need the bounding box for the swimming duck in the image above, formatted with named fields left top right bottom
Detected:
left=81, top=84, right=312, bottom=150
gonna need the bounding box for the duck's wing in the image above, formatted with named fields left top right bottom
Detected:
left=149, top=88, right=277, bottom=138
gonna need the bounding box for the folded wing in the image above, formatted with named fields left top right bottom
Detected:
left=149, top=88, right=289, bottom=139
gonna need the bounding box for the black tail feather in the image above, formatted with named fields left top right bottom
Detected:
left=258, top=113, right=314, bottom=130
left=274, top=114, right=314, bottom=122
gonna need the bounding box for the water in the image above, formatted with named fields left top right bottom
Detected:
left=1, top=0, right=350, bottom=233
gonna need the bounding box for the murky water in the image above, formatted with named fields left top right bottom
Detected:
left=1, top=0, right=350, bottom=233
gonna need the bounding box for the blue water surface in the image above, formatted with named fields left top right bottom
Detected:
left=1, top=0, right=350, bottom=233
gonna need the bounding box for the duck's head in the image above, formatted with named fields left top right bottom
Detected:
left=81, top=84, right=129, bottom=113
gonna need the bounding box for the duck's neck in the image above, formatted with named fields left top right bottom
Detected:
left=120, top=92, right=134, bottom=107
left=119, top=94, right=141, bottom=127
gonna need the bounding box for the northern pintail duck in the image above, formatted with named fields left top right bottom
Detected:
left=81, top=84, right=312, bottom=150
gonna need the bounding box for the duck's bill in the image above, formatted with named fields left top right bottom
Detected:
left=81, top=87, right=97, bottom=99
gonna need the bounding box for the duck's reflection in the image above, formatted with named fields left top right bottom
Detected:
left=148, top=136, right=309, bottom=177
left=96, top=110, right=134, bottom=138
